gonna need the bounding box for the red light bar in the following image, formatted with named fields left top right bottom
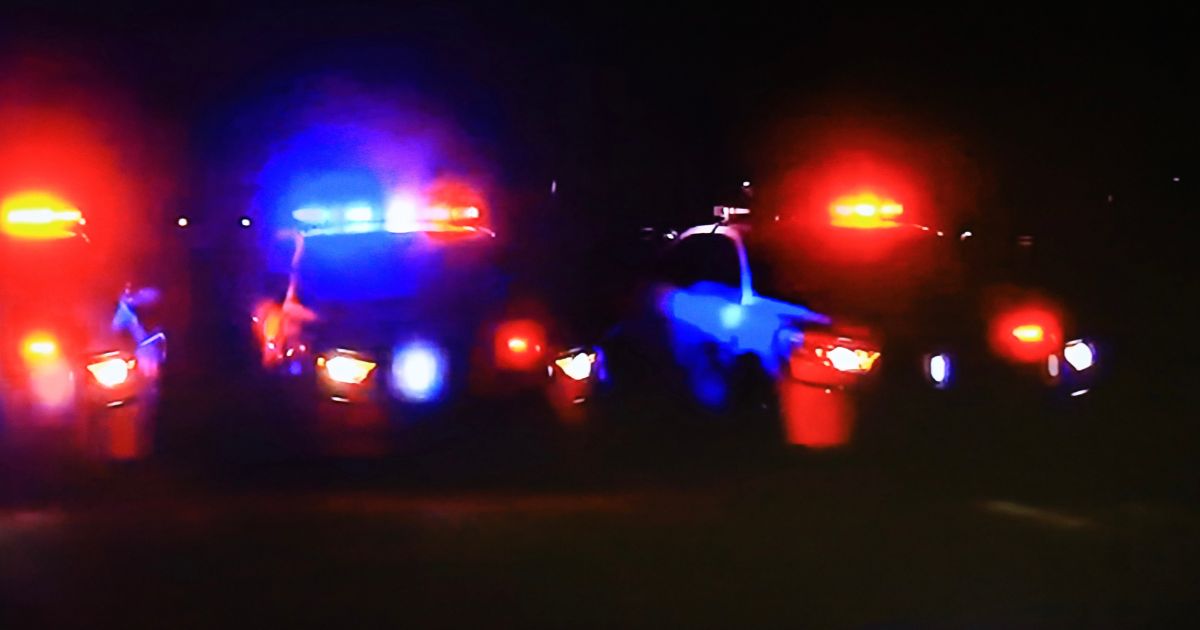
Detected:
left=829, top=192, right=903, bottom=229
left=2, top=191, right=84, bottom=239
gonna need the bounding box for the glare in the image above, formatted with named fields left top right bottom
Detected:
left=28, top=340, right=57, bottom=357
left=829, top=192, right=903, bottom=229
left=719, top=304, right=744, bottom=329
left=929, top=353, right=950, bottom=385
left=1012, top=325, right=1045, bottom=343
left=741, top=180, right=751, bottom=188
left=239, top=217, right=252, bottom=228
left=960, top=230, right=973, bottom=240
left=293, top=207, right=330, bottom=224
left=555, top=352, right=596, bottom=381
left=826, top=346, right=879, bottom=373
left=177, top=216, right=189, bottom=228
left=1071, top=388, right=1090, bottom=397
left=1047, top=354, right=1060, bottom=377
left=344, top=205, right=374, bottom=222
left=2, top=192, right=84, bottom=238
left=87, top=357, right=132, bottom=388
left=1063, top=340, right=1096, bottom=371
left=392, top=343, right=445, bottom=402
left=507, top=337, right=530, bottom=353
left=21, top=334, right=59, bottom=363
left=324, top=354, right=376, bottom=385
left=385, top=196, right=420, bottom=232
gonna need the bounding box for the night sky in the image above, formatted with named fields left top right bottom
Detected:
left=2, top=4, right=1194, bottom=248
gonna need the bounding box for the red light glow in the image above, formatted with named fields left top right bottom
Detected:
left=991, top=307, right=1061, bottom=362
left=494, top=320, right=544, bottom=370
left=828, top=192, right=904, bottom=229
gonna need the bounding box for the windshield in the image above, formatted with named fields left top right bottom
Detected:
left=293, top=230, right=502, bottom=307
left=748, top=224, right=968, bottom=324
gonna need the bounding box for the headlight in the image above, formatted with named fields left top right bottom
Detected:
left=320, top=353, right=376, bottom=385
left=87, top=355, right=135, bottom=388
left=1063, top=339, right=1096, bottom=372
left=926, top=353, right=951, bottom=388
left=554, top=350, right=597, bottom=381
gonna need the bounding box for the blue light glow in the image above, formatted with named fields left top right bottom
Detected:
left=294, top=207, right=331, bottom=224
left=391, top=342, right=447, bottom=402
left=344, top=205, right=375, bottom=222
left=928, top=353, right=950, bottom=386
left=658, top=282, right=829, bottom=408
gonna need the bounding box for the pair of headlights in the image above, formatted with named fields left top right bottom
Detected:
left=925, top=338, right=1097, bottom=388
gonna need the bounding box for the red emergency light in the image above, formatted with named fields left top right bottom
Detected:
left=828, top=192, right=903, bottom=229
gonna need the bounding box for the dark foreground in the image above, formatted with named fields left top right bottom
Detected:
left=2, top=369, right=1198, bottom=628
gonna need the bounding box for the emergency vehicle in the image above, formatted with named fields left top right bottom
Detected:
left=249, top=178, right=602, bottom=442
left=0, top=191, right=166, bottom=460
left=597, top=190, right=1101, bottom=448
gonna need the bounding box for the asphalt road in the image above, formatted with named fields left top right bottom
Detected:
left=3, top=393, right=1199, bottom=629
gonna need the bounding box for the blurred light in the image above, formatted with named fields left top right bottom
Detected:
left=826, top=346, right=871, bottom=372
left=495, top=320, right=545, bottom=370
left=992, top=307, right=1061, bottom=362
left=936, top=230, right=944, bottom=237
left=713, top=205, right=751, bottom=219
left=928, top=353, right=950, bottom=386
left=1071, top=388, right=1090, bottom=397
left=1047, top=354, right=1060, bottom=377
left=741, top=180, right=751, bottom=188
left=719, top=304, right=744, bottom=329
left=21, top=334, right=59, bottom=363
left=240, top=217, right=252, bottom=228
left=344, top=205, right=374, bottom=222
left=829, top=192, right=903, bottom=229
left=177, top=216, right=189, bottom=228
left=2, top=191, right=84, bottom=239
left=960, top=230, right=973, bottom=240
left=555, top=352, right=596, bottom=381
left=293, top=207, right=330, bottom=224
left=392, top=343, right=445, bottom=402
left=87, top=357, right=132, bottom=388
left=385, top=196, right=420, bottom=233
left=1064, top=339, right=1096, bottom=371
left=324, top=354, right=376, bottom=385
left=1012, top=325, right=1045, bottom=343
left=461, top=206, right=480, bottom=219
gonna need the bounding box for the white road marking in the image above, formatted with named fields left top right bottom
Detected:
left=979, top=500, right=1095, bottom=530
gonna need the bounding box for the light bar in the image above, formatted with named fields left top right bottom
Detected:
left=2, top=192, right=85, bottom=239
left=1011, top=324, right=1045, bottom=343
left=21, top=333, right=60, bottom=364
left=296, top=197, right=485, bottom=235
left=714, top=205, right=751, bottom=220
left=829, top=192, right=903, bottom=229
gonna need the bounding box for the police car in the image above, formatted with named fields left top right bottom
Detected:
left=248, top=180, right=601, bottom=443
left=598, top=192, right=1101, bottom=448
left=0, top=192, right=166, bottom=460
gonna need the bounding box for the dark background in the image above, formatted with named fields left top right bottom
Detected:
left=1, top=2, right=1194, bottom=352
